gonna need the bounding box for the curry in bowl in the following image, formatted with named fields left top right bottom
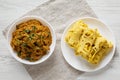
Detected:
left=10, top=19, right=52, bottom=62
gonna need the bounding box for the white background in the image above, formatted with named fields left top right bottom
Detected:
left=0, top=0, right=120, bottom=80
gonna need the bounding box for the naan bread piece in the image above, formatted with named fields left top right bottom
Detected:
left=65, top=20, right=87, bottom=48
left=75, top=28, right=98, bottom=59
left=70, top=20, right=88, bottom=30
left=89, top=37, right=113, bottom=64
left=65, top=20, right=113, bottom=64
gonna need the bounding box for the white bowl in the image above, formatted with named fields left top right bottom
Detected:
left=7, top=16, right=56, bottom=65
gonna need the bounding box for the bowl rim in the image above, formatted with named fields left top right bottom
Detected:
left=7, top=15, right=56, bottom=65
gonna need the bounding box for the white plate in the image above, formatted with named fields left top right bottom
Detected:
left=61, top=17, right=116, bottom=72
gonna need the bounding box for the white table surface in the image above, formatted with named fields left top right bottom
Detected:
left=0, top=0, right=120, bottom=80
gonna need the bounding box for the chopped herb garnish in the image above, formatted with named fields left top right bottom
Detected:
left=31, top=33, right=35, bottom=37
left=38, top=35, right=44, bottom=39
left=24, top=29, right=30, bottom=33
left=32, top=26, right=37, bottom=31
left=29, top=33, right=35, bottom=40
left=30, top=33, right=35, bottom=37
left=27, top=52, right=32, bottom=54
left=22, top=43, right=27, bottom=47
left=25, top=57, right=31, bottom=60
left=29, top=37, right=32, bottom=40
left=48, top=32, right=51, bottom=37
left=38, top=35, right=41, bottom=38
left=41, top=36, right=44, bottom=39
left=17, top=51, right=21, bottom=56
left=34, top=42, right=39, bottom=46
